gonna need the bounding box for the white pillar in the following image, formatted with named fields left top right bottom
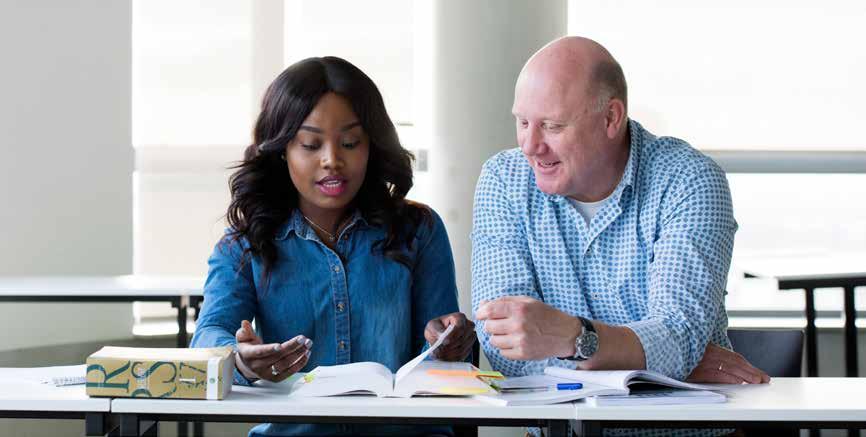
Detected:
left=414, top=0, right=567, bottom=314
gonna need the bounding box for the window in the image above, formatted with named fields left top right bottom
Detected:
left=568, top=0, right=866, bottom=320
left=131, top=0, right=414, bottom=331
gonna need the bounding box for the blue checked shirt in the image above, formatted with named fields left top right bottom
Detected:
left=472, top=119, right=735, bottom=382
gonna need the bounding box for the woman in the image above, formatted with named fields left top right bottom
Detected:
left=191, top=56, right=475, bottom=436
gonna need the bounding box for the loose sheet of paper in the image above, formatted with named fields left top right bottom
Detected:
left=394, top=323, right=454, bottom=386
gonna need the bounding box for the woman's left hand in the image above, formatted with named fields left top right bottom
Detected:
left=424, top=312, right=476, bottom=361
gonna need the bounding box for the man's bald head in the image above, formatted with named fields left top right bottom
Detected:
left=519, top=36, right=627, bottom=113
left=512, top=36, right=631, bottom=202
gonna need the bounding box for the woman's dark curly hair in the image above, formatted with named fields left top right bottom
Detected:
left=225, top=56, right=429, bottom=278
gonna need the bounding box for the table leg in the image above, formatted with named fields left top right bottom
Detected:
left=845, top=286, right=861, bottom=437
left=843, top=285, right=858, bottom=378
left=547, top=420, right=572, bottom=437
left=171, top=298, right=189, bottom=348
left=805, top=287, right=818, bottom=377
left=171, top=298, right=190, bottom=437
left=193, top=421, right=203, bottom=437
left=141, top=420, right=158, bottom=437
left=85, top=412, right=112, bottom=436
left=119, top=414, right=139, bottom=437
left=804, top=288, right=822, bottom=437
left=192, top=296, right=203, bottom=321
left=570, top=420, right=601, bottom=437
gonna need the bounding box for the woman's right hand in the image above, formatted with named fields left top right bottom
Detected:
left=234, top=320, right=312, bottom=382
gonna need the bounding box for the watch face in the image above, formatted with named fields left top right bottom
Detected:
left=577, top=331, right=599, bottom=358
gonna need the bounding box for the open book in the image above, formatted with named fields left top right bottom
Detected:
left=546, top=367, right=724, bottom=406
left=475, top=367, right=723, bottom=406
left=291, top=325, right=496, bottom=398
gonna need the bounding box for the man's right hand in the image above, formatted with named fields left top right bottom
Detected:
left=234, top=320, right=311, bottom=382
left=475, top=296, right=582, bottom=360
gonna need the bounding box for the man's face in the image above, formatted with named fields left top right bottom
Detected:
left=512, top=71, right=608, bottom=200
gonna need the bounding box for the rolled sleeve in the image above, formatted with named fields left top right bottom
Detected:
left=637, top=164, right=736, bottom=379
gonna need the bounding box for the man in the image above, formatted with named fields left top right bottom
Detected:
left=472, top=36, right=769, bottom=386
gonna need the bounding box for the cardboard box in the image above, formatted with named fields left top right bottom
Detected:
left=86, top=346, right=234, bottom=399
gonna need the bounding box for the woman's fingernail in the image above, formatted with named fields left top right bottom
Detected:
left=304, top=339, right=313, bottom=348
left=273, top=344, right=280, bottom=352
left=305, top=350, right=311, bottom=357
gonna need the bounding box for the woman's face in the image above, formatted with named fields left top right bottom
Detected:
left=285, top=92, right=370, bottom=223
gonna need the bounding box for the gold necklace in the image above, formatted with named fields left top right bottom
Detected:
left=302, top=214, right=337, bottom=242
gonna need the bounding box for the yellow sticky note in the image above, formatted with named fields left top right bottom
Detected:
left=438, top=387, right=493, bottom=395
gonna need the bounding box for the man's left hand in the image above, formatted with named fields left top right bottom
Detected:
left=475, top=296, right=580, bottom=360
left=424, top=312, right=476, bottom=361
left=687, top=343, right=770, bottom=384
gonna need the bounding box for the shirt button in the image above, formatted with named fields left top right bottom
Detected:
left=333, top=265, right=341, bottom=273
left=338, top=341, right=346, bottom=350
left=342, top=234, right=349, bottom=241
left=336, top=302, right=345, bottom=312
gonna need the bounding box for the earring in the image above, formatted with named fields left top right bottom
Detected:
left=280, top=153, right=286, bottom=161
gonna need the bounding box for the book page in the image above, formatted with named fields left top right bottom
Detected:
left=626, top=370, right=715, bottom=391
left=587, top=389, right=726, bottom=406
left=393, top=323, right=454, bottom=386
left=494, top=374, right=573, bottom=390
left=0, top=365, right=86, bottom=385
left=545, top=367, right=634, bottom=391
left=393, top=360, right=492, bottom=398
left=292, top=361, right=393, bottom=397
left=545, top=367, right=715, bottom=393
left=473, top=379, right=623, bottom=406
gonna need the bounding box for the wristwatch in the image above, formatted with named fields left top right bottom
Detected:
left=567, top=316, right=599, bottom=361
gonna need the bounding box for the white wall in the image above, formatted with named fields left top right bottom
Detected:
left=0, top=0, right=133, bottom=351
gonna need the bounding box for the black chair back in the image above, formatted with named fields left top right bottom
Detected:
left=727, top=328, right=804, bottom=377
left=727, top=328, right=804, bottom=437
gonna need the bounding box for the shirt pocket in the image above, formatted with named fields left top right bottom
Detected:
left=255, top=257, right=327, bottom=342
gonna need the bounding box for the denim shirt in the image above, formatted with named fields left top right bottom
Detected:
left=191, top=207, right=458, bottom=436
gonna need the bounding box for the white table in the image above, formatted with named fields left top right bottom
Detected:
left=111, top=379, right=575, bottom=437
left=0, top=276, right=204, bottom=437
left=573, top=378, right=866, bottom=435
left=740, top=252, right=866, bottom=377
left=0, top=366, right=111, bottom=436
left=6, top=374, right=865, bottom=437
left=0, top=275, right=204, bottom=348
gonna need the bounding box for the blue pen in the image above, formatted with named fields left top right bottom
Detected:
left=501, top=382, right=583, bottom=392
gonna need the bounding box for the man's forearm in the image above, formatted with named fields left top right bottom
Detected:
left=568, top=318, right=647, bottom=370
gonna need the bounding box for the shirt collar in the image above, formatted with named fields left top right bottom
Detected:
left=275, top=208, right=368, bottom=241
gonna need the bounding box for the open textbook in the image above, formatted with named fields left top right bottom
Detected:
left=475, top=367, right=723, bottom=406
left=291, top=324, right=496, bottom=398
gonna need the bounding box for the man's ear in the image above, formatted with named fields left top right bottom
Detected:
left=605, top=99, right=626, bottom=139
